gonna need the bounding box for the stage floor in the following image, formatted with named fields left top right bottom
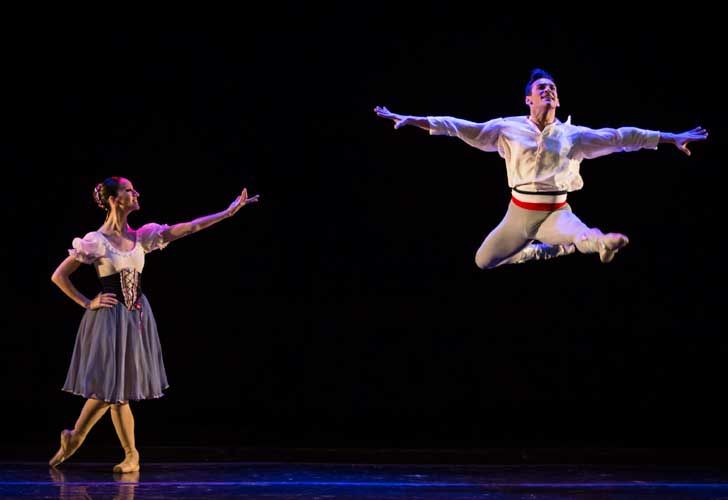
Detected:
left=3, top=462, right=728, bottom=499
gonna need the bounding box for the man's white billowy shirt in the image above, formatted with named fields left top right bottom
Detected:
left=427, top=116, right=660, bottom=192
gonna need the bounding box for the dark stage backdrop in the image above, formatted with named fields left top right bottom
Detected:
left=2, top=13, right=725, bottom=453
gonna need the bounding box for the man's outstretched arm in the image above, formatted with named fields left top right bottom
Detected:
left=374, top=105, right=503, bottom=152
left=658, top=126, right=708, bottom=156
left=573, top=125, right=708, bottom=159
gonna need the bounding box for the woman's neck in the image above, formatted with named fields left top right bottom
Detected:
left=100, top=210, right=130, bottom=235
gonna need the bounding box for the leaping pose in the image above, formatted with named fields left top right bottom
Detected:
left=375, top=68, right=707, bottom=269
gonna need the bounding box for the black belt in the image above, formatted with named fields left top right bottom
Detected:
left=513, top=186, right=568, bottom=196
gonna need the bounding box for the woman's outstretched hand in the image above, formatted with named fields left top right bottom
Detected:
left=226, top=188, right=260, bottom=217
left=671, top=126, right=709, bottom=156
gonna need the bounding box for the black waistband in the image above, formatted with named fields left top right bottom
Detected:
left=513, top=187, right=568, bottom=196
left=99, top=272, right=142, bottom=299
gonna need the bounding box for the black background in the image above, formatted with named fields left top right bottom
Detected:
left=2, top=10, right=725, bottom=457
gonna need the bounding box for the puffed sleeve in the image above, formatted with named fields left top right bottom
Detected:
left=68, top=232, right=106, bottom=264
left=137, top=223, right=171, bottom=253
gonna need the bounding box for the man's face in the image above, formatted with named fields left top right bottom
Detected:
left=525, top=78, right=559, bottom=110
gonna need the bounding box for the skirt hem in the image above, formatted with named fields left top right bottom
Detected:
left=61, top=386, right=169, bottom=403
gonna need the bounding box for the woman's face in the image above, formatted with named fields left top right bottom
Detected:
left=112, top=178, right=140, bottom=212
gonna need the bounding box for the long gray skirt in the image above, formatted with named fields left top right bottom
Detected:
left=62, top=294, right=169, bottom=403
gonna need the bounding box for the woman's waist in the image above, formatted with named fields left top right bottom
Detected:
left=98, top=270, right=143, bottom=308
